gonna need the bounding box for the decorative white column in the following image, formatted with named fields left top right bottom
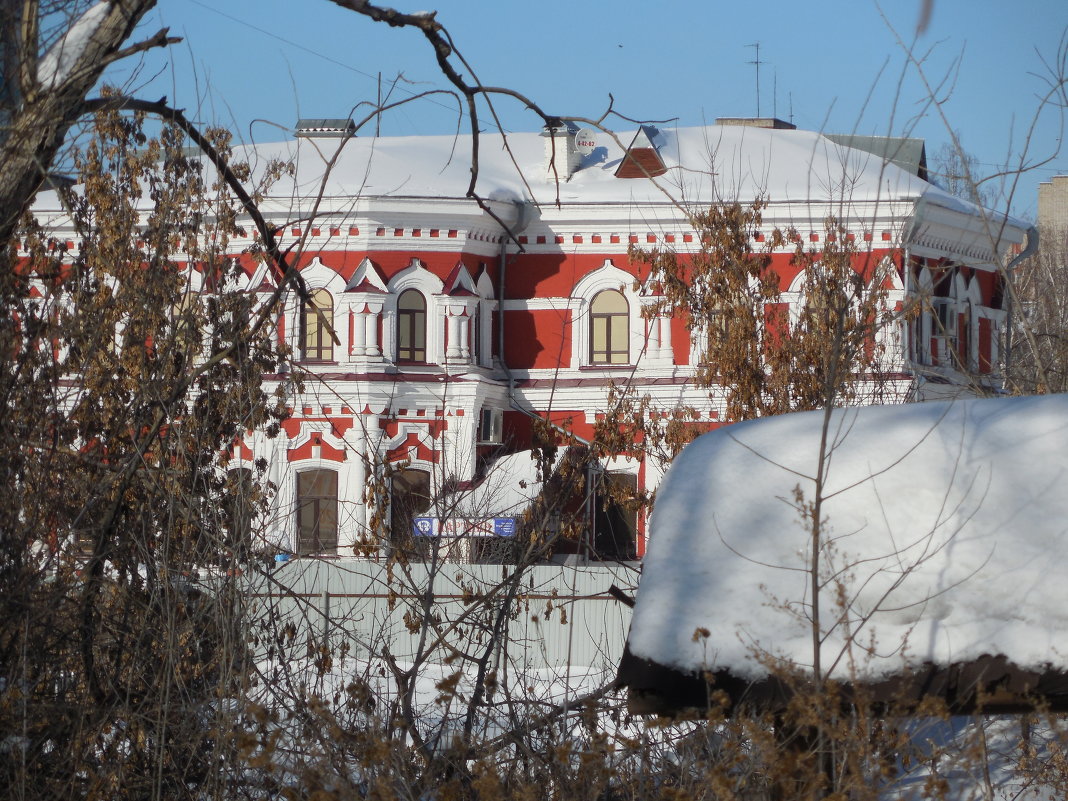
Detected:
left=350, top=306, right=367, bottom=356
left=446, top=305, right=464, bottom=361
left=445, top=300, right=477, bottom=363
left=640, top=295, right=674, bottom=366
left=457, top=308, right=471, bottom=360
left=657, top=311, right=672, bottom=360
left=646, top=316, right=662, bottom=360
left=364, top=300, right=383, bottom=358
left=347, top=422, right=368, bottom=547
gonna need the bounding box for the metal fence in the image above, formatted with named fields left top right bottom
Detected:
left=247, top=558, right=638, bottom=673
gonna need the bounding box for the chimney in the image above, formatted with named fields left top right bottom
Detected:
left=714, top=117, right=796, bottom=130
left=295, top=118, right=357, bottom=139
left=541, top=119, right=581, bottom=180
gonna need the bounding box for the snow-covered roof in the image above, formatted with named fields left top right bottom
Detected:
left=437, top=449, right=563, bottom=520
left=30, top=122, right=1026, bottom=251
left=232, top=124, right=935, bottom=209
left=625, top=394, right=1068, bottom=684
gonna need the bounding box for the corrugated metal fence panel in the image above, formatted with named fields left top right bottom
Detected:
left=246, top=560, right=638, bottom=671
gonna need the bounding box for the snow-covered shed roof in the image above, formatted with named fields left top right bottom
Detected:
left=619, top=394, right=1068, bottom=713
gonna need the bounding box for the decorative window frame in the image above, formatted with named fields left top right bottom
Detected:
left=784, top=263, right=858, bottom=330
left=396, top=288, right=428, bottom=362
left=284, top=256, right=347, bottom=363
left=785, top=259, right=904, bottom=342
left=475, top=269, right=496, bottom=368
left=384, top=259, right=445, bottom=365
left=912, top=266, right=935, bottom=366
left=912, top=264, right=993, bottom=372
left=570, top=259, right=644, bottom=368
left=955, top=272, right=984, bottom=371
left=293, top=465, right=341, bottom=556
left=276, top=421, right=361, bottom=555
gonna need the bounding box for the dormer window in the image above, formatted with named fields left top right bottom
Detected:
left=301, top=288, right=334, bottom=361
left=397, top=289, right=427, bottom=362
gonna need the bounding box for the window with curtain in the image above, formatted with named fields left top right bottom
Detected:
left=590, top=289, right=629, bottom=365
left=397, top=289, right=427, bottom=362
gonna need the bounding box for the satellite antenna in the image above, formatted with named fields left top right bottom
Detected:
left=575, top=127, right=598, bottom=157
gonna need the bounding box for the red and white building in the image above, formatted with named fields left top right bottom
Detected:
left=29, top=117, right=1033, bottom=562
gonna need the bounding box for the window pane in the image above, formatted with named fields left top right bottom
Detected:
left=590, top=290, right=629, bottom=365
left=397, top=290, right=427, bottom=362
left=592, top=290, right=627, bottom=314
left=592, top=317, right=608, bottom=353
left=302, top=289, right=333, bottom=361
left=609, top=316, right=628, bottom=359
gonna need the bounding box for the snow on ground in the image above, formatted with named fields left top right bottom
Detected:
left=627, top=394, right=1068, bottom=681
left=887, top=716, right=1068, bottom=801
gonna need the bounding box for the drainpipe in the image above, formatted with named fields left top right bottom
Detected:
left=1002, top=224, right=1039, bottom=379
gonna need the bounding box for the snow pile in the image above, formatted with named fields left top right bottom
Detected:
left=627, top=394, right=1068, bottom=681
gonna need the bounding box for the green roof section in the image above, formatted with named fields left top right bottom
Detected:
left=824, top=134, right=928, bottom=181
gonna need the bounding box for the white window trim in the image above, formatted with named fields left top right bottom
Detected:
left=385, top=259, right=445, bottom=365
left=570, top=259, right=643, bottom=368
left=285, top=256, right=347, bottom=362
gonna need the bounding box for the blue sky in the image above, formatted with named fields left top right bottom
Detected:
left=105, top=0, right=1066, bottom=218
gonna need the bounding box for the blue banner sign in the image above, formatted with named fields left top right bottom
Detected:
left=413, top=517, right=516, bottom=538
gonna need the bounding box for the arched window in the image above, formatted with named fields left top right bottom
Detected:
left=397, top=289, right=427, bottom=362
left=590, top=289, right=629, bottom=365
left=296, top=469, right=338, bottom=555
left=301, top=289, right=334, bottom=361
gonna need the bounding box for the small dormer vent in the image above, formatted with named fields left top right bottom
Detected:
left=615, top=125, right=667, bottom=179
left=295, top=118, right=356, bottom=139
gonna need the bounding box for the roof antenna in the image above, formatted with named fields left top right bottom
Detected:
left=773, top=68, right=778, bottom=120
left=376, top=72, right=382, bottom=137
left=747, top=42, right=763, bottom=117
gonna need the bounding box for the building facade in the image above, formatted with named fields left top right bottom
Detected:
left=29, top=118, right=1031, bottom=562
